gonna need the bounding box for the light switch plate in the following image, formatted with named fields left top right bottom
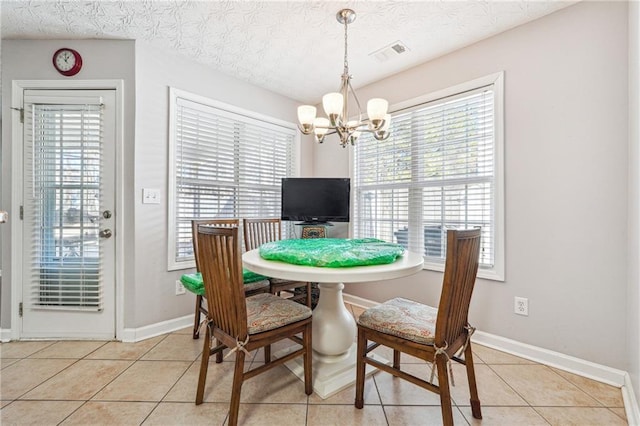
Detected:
left=142, top=188, right=161, bottom=204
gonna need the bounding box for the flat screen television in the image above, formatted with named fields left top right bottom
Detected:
left=281, top=177, right=350, bottom=224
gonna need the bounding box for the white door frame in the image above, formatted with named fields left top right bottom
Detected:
left=10, top=79, right=125, bottom=340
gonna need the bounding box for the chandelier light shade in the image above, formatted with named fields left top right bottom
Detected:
left=297, top=9, right=391, bottom=147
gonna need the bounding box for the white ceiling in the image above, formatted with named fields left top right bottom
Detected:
left=1, top=0, right=578, bottom=104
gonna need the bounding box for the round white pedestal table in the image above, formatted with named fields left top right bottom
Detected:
left=242, top=248, right=424, bottom=398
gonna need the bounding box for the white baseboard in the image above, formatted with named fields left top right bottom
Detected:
left=120, top=314, right=192, bottom=342
left=471, top=330, right=625, bottom=387
left=624, top=372, right=640, bottom=426
left=1, top=328, right=12, bottom=342
left=343, top=293, right=378, bottom=310
left=0, top=316, right=193, bottom=344
left=343, top=292, right=640, bottom=423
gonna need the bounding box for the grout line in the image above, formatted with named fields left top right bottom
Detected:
left=55, top=399, right=89, bottom=425
left=545, top=365, right=608, bottom=408
left=372, top=374, right=391, bottom=425
left=12, top=357, right=84, bottom=401
left=483, top=362, right=537, bottom=411
left=139, top=401, right=162, bottom=425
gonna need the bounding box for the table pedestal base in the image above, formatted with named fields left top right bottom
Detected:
left=274, top=343, right=389, bottom=399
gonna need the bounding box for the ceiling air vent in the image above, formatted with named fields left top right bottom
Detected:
left=370, top=40, right=410, bottom=63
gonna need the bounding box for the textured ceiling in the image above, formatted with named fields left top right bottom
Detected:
left=1, top=0, right=578, bottom=103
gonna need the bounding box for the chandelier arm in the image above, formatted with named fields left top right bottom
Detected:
left=353, top=121, right=385, bottom=133
left=297, top=124, right=314, bottom=135
left=340, top=75, right=349, bottom=128
left=347, top=78, right=364, bottom=124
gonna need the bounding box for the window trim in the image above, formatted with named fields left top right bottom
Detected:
left=167, top=87, right=300, bottom=271
left=350, top=71, right=505, bottom=281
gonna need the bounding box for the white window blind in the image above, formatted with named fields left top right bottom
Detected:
left=24, top=101, right=104, bottom=310
left=353, top=74, right=504, bottom=279
left=168, top=90, right=296, bottom=269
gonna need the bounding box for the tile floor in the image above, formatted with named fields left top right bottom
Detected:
left=0, top=303, right=627, bottom=425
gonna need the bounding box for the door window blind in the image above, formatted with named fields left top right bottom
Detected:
left=24, top=101, right=104, bottom=310
left=354, top=83, right=499, bottom=272
left=169, top=91, right=295, bottom=268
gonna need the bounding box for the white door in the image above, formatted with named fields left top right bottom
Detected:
left=21, top=89, right=116, bottom=339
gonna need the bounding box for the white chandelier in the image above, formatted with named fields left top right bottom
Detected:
left=297, top=9, right=391, bottom=148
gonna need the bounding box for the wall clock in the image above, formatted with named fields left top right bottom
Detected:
left=52, top=48, right=82, bottom=76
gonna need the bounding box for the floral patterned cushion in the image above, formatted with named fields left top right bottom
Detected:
left=246, top=293, right=312, bottom=334
left=357, top=297, right=437, bottom=345
left=243, top=279, right=270, bottom=294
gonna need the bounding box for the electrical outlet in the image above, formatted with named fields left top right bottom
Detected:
left=514, top=297, right=528, bottom=316
left=175, top=280, right=186, bottom=295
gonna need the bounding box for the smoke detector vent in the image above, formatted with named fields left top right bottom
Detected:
left=370, top=40, right=410, bottom=63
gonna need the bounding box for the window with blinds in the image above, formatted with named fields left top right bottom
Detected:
left=353, top=73, right=504, bottom=280
left=24, top=101, right=104, bottom=310
left=168, top=89, right=296, bottom=270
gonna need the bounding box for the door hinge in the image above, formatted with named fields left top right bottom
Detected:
left=11, top=107, right=24, bottom=124
left=19, top=302, right=23, bottom=317
left=20, top=205, right=24, bottom=220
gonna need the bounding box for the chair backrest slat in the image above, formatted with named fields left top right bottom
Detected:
left=243, top=218, right=282, bottom=250
left=435, top=228, right=482, bottom=347
left=196, top=225, right=248, bottom=339
left=191, top=219, right=239, bottom=272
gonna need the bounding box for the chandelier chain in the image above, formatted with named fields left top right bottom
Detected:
left=343, top=17, right=349, bottom=76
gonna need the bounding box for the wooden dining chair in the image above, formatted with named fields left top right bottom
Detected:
left=195, top=225, right=312, bottom=426
left=354, top=228, right=483, bottom=426
left=243, top=218, right=312, bottom=307
left=190, top=219, right=269, bottom=339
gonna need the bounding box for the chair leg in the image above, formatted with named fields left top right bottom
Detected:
left=436, top=355, right=454, bottom=426
left=303, top=323, right=313, bottom=395
left=228, top=350, right=246, bottom=426
left=195, top=321, right=211, bottom=404
left=215, top=338, right=223, bottom=363
left=264, top=344, right=271, bottom=364
left=354, top=329, right=367, bottom=409
left=193, top=295, right=202, bottom=339
left=464, top=343, right=482, bottom=419
left=393, top=349, right=401, bottom=369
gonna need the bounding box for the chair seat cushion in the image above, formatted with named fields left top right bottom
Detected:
left=180, top=270, right=269, bottom=296
left=243, top=279, right=270, bottom=294
left=269, top=278, right=308, bottom=289
left=246, top=293, right=312, bottom=334
left=357, top=297, right=437, bottom=345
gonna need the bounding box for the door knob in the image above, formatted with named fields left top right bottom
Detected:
left=99, top=229, right=112, bottom=239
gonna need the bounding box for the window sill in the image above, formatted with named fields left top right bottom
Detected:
left=168, top=259, right=196, bottom=272
left=422, top=259, right=504, bottom=282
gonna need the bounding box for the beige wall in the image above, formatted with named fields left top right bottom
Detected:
left=317, top=1, right=632, bottom=370
left=131, top=42, right=303, bottom=327
left=0, top=39, right=137, bottom=329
